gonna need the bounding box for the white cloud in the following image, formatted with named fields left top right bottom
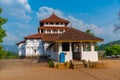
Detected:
left=0, top=0, right=31, bottom=21
left=36, top=6, right=64, bottom=20
left=3, top=33, right=19, bottom=45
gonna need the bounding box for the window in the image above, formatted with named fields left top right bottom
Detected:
left=62, top=42, right=69, bottom=51
left=59, top=30, right=63, bottom=33
left=34, top=49, right=36, bottom=53
left=56, top=22, right=59, bottom=25
left=47, top=30, right=51, bottom=34
left=50, top=22, right=53, bottom=25
left=83, top=42, right=91, bottom=51
left=41, top=29, right=43, bottom=33
left=53, top=29, right=58, bottom=33
left=73, top=43, right=80, bottom=52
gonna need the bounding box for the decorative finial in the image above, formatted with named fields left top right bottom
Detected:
left=70, top=23, right=72, bottom=28
left=52, top=11, right=55, bottom=14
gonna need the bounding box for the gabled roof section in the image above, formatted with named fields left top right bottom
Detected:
left=24, top=34, right=43, bottom=39
left=16, top=40, right=25, bottom=45
left=42, top=34, right=60, bottom=42
left=24, top=33, right=60, bottom=42
left=54, top=28, right=104, bottom=42
left=40, top=13, right=69, bottom=25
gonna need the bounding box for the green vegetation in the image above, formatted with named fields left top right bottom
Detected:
left=0, top=8, right=18, bottom=59
left=48, top=60, right=54, bottom=68
left=0, top=46, right=18, bottom=59
left=0, top=8, right=7, bottom=43
left=98, top=40, right=120, bottom=57
left=85, top=29, right=99, bottom=51
left=105, top=44, right=120, bottom=56
left=99, top=40, right=120, bottom=50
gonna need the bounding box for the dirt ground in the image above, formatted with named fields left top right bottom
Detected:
left=0, top=59, right=120, bottom=80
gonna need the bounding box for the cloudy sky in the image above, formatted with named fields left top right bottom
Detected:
left=0, top=0, right=120, bottom=45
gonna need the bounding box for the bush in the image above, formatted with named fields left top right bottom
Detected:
left=64, top=62, right=70, bottom=68
left=82, top=60, right=107, bottom=68
left=0, top=51, right=18, bottom=59
left=105, top=44, right=120, bottom=56
left=48, top=60, right=54, bottom=68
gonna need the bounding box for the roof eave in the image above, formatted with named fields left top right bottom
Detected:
left=54, top=40, right=103, bottom=42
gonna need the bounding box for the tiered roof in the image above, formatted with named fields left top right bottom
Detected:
left=23, top=28, right=103, bottom=42
left=40, top=13, right=69, bottom=26
left=17, top=13, right=103, bottom=45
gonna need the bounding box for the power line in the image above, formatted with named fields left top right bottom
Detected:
left=98, top=18, right=119, bottom=27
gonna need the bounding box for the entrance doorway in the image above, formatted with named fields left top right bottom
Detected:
left=72, top=42, right=81, bottom=60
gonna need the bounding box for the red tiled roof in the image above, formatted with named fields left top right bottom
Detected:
left=40, top=13, right=69, bottom=24
left=24, top=33, right=60, bottom=42
left=38, top=26, right=69, bottom=30
left=24, top=34, right=43, bottom=39
left=16, top=40, right=25, bottom=45
left=54, top=28, right=104, bottom=42
left=42, top=34, right=60, bottom=42
left=20, top=28, right=103, bottom=44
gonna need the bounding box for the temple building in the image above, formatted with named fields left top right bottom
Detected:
left=17, top=13, right=103, bottom=62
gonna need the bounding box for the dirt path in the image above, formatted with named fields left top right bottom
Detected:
left=0, top=59, right=120, bottom=80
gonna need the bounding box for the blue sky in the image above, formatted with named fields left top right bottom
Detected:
left=0, top=0, right=120, bottom=45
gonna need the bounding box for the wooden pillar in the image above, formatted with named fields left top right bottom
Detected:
left=80, top=43, right=83, bottom=52
left=58, top=42, right=62, bottom=53
left=69, top=42, right=72, bottom=52
left=91, top=42, right=95, bottom=52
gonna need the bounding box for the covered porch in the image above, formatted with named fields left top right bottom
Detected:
left=46, top=28, right=103, bottom=62
left=48, top=42, right=98, bottom=62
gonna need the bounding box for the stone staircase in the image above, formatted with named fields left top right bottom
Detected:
left=71, top=60, right=84, bottom=69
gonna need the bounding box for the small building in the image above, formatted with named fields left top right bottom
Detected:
left=17, top=13, right=103, bottom=62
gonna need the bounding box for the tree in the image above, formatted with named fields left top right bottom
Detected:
left=105, top=44, right=120, bottom=56
left=0, top=8, right=7, bottom=43
left=85, top=29, right=98, bottom=50
left=85, top=29, right=94, bottom=36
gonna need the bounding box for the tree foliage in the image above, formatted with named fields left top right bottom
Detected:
left=85, top=29, right=98, bottom=50
left=85, top=29, right=94, bottom=36
left=0, top=8, right=14, bottom=59
left=99, top=40, right=120, bottom=50
left=0, top=8, right=7, bottom=43
left=105, top=44, right=120, bottom=56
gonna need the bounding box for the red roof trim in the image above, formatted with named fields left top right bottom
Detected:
left=39, top=26, right=69, bottom=30
left=40, top=13, right=69, bottom=24
left=16, top=40, right=25, bottom=45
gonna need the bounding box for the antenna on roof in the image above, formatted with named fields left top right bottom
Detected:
left=52, top=11, right=55, bottom=14
left=70, top=23, right=72, bottom=28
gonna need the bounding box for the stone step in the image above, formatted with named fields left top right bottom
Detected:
left=71, top=60, right=84, bottom=69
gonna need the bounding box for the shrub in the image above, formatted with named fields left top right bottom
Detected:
left=0, top=51, right=18, bottom=59
left=64, top=62, right=70, bottom=68
left=48, top=60, right=54, bottom=68
left=84, top=60, right=107, bottom=68
left=69, top=61, right=74, bottom=69
left=105, top=44, right=120, bottom=56
left=55, top=63, right=59, bottom=68
left=82, top=59, right=88, bottom=68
